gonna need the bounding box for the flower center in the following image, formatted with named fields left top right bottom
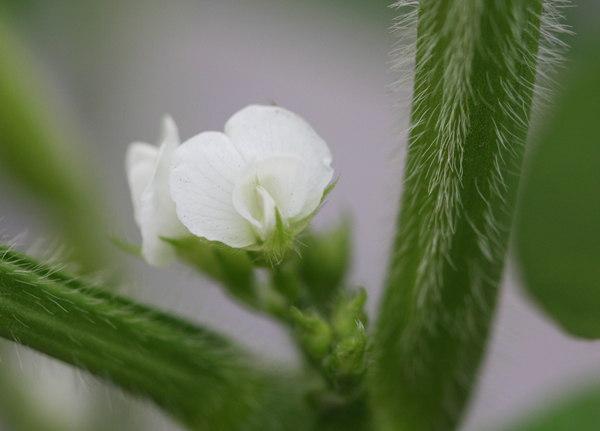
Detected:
left=232, top=153, right=307, bottom=241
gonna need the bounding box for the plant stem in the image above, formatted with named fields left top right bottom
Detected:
left=372, top=1, right=544, bottom=430
left=0, top=245, right=310, bottom=431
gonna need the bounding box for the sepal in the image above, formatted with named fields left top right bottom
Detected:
left=256, top=207, right=297, bottom=264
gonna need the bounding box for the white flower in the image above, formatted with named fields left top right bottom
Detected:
left=169, top=105, right=333, bottom=253
left=126, top=116, right=190, bottom=266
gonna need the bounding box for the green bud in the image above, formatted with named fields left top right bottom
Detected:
left=327, top=323, right=368, bottom=377
left=332, top=287, right=368, bottom=340
left=297, top=218, right=352, bottom=308
left=289, top=307, right=333, bottom=359
left=163, top=236, right=256, bottom=305
left=324, top=288, right=369, bottom=391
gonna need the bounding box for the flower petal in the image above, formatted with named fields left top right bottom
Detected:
left=139, top=116, right=190, bottom=266
left=170, top=131, right=255, bottom=248
left=224, top=105, right=333, bottom=221
left=256, top=153, right=307, bottom=220
left=255, top=185, right=277, bottom=237
left=231, top=160, right=263, bottom=230
left=231, top=153, right=307, bottom=240
left=126, top=142, right=157, bottom=227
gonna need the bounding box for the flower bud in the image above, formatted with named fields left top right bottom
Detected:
left=289, top=307, right=333, bottom=359
left=326, top=322, right=368, bottom=377
left=332, top=287, right=368, bottom=340
left=297, top=218, right=351, bottom=306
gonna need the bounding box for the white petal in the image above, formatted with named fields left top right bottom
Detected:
left=139, top=116, right=190, bottom=267
left=224, top=105, right=333, bottom=221
left=157, top=115, right=179, bottom=152
left=232, top=160, right=263, bottom=230
left=255, top=185, right=277, bottom=238
left=126, top=142, right=158, bottom=227
left=256, top=153, right=307, bottom=220
left=170, top=131, right=256, bottom=248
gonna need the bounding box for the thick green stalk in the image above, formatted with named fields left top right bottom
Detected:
left=0, top=245, right=311, bottom=431
left=372, top=1, right=544, bottom=430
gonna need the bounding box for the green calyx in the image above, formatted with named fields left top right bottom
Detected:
left=255, top=207, right=299, bottom=264
left=253, top=177, right=340, bottom=265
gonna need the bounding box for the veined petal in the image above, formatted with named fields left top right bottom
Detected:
left=170, top=131, right=255, bottom=248
left=126, top=142, right=158, bottom=227
left=224, top=105, right=333, bottom=221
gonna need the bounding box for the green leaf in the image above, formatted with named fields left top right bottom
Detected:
left=515, top=38, right=600, bottom=339
left=372, top=1, right=547, bottom=430
left=0, top=9, right=108, bottom=272
left=0, top=244, right=312, bottom=431
left=497, top=384, right=600, bottom=431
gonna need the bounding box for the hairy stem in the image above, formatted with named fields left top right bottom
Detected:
left=372, top=1, right=544, bottom=430
left=0, top=245, right=310, bottom=431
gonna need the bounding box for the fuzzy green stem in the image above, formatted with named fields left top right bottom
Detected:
left=372, top=1, right=544, bottom=430
left=0, top=245, right=310, bottom=431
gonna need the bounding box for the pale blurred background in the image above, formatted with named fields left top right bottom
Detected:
left=1, top=1, right=599, bottom=431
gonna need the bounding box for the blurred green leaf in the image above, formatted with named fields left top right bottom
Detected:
left=515, top=38, right=600, bottom=339
left=497, top=384, right=600, bottom=431
left=0, top=8, right=109, bottom=272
